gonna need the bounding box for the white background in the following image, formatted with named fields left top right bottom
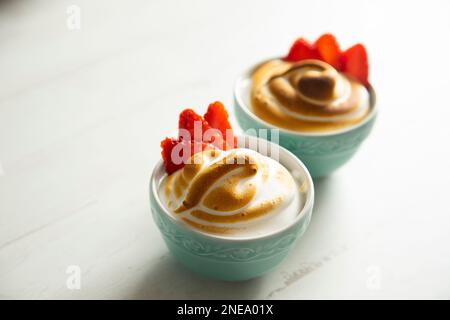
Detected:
left=0, top=0, right=449, bottom=299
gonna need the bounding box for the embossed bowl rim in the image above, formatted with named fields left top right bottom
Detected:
left=150, top=135, right=314, bottom=242
left=234, top=57, right=377, bottom=137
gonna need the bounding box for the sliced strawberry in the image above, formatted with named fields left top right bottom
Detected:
left=161, top=137, right=212, bottom=174
left=315, top=33, right=342, bottom=69
left=178, top=109, right=212, bottom=142
left=204, top=101, right=231, bottom=136
left=342, top=44, right=369, bottom=85
left=204, top=101, right=236, bottom=149
left=161, top=137, right=184, bottom=175
left=285, top=38, right=321, bottom=62
left=162, top=102, right=237, bottom=174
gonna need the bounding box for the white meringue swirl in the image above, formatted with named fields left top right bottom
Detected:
left=161, top=148, right=301, bottom=236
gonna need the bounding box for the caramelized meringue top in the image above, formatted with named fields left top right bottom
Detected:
left=251, top=59, right=371, bottom=133
left=161, top=148, right=302, bottom=236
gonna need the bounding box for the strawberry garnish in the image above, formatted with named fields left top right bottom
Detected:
left=284, top=34, right=370, bottom=86
left=161, top=137, right=184, bottom=175
left=315, top=33, right=342, bottom=69
left=161, top=102, right=237, bottom=174
left=178, top=109, right=212, bottom=142
left=161, top=138, right=213, bottom=175
left=285, top=38, right=320, bottom=62
left=204, top=101, right=236, bottom=149
left=341, top=44, right=369, bottom=86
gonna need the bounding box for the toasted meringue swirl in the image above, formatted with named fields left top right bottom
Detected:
left=162, top=148, right=301, bottom=236
left=251, top=59, right=371, bottom=132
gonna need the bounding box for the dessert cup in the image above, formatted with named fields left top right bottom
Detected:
left=150, top=135, right=314, bottom=281
left=234, top=59, right=377, bottom=178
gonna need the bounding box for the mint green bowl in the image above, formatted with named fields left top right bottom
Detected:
left=233, top=63, right=377, bottom=178
left=150, top=135, right=314, bottom=281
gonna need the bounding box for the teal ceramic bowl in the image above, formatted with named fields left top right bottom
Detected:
left=233, top=61, right=377, bottom=178
left=150, top=135, right=314, bottom=281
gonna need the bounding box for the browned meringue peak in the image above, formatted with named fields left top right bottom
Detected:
left=297, top=70, right=336, bottom=101
left=171, top=150, right=260, bottom=214
left=250, top=58, right=371, bottom=132
left=266, top=59, right=354, bottom=115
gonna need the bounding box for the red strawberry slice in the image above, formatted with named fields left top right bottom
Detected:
left=204, top=101, right=231, bottom=136
left=161, top=137, right=212, bottom=174
left=342, top=44, right=369, bottom=85
left=204, top=101, right=236, bottom=149
left=315, top=33, right=342, bottom=69
left=162, top=102, right=238, bottom=174
left=178, top=109, right=212, bottom=142
left=285, top=38, right=321, bottom=62
left=161, top=138, right=184, bottom=175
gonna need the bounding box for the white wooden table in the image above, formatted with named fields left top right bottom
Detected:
left=1, top=0, right=450, bottom=299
